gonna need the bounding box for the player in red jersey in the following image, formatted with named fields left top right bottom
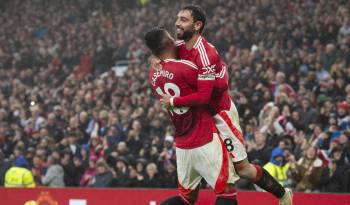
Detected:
left=145, top=28, right=239, bottom=205
left=161, top=5, right=292, bottom=205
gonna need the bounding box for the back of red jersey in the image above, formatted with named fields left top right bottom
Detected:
left=149, top=59, right=214, bottom=149
left=177, top=37, right=231, bottom=113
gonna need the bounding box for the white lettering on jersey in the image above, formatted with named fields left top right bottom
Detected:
left=151, top=69, right=174, bottom=86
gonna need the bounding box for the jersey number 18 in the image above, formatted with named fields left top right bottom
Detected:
left=156, top=82, right=189, bottom=115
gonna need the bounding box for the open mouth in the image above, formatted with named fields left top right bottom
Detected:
left=176, top=28, right=183, bottom=34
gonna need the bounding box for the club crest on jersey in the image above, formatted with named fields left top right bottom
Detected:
left=202, top=65, right=216, bottom=74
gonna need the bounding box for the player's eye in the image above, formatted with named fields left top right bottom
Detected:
left=180, top=17, right=187, bottom=22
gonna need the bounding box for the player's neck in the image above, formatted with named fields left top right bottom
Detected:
left=185, top=34, right=201, bottom=50
left=158, top=53, right=177, bottom=61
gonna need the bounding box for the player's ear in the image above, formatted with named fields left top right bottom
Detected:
left=165, top=37, right=175, bottom=48
left=194, top=21, right=203, bottom=32
left=166, top=33, right=176, bottom=45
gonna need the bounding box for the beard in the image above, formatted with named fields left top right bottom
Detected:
left=176, top=26, right=195, bottom=41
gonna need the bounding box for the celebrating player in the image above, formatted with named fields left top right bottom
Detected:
left=145, top=27, right=239, bottom=205
left=160, top=5, right=293, bottom=205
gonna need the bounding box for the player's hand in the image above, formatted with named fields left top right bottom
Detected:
left=160, top=94, right=171, bottom=109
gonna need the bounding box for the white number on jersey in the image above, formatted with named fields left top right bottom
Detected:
left=156, top=82, right=189, bottom=115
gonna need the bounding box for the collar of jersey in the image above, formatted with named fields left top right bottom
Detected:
left=163, top=59, right=178, bottom=62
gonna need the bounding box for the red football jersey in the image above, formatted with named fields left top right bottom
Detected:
left=174, top=37, right=231, bottom=113
left=149, top=59, right=215, bottom=149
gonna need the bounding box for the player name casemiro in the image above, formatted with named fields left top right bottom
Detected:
left=152, top=69, right=174, bottom=86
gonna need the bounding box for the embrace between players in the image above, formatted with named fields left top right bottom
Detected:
left=145, top=5, right=293, bottom=205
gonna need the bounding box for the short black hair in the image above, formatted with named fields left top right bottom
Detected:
left=144, top=27, right=168, bottom=56
left=181, top=5, right=206, bottom=33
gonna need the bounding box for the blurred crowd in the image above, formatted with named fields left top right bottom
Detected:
left=0, top=0, right=350, bottom=193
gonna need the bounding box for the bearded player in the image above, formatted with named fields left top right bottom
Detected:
left=160, top=5, right=293, bottom=205
left=146, top=27, right=239, bottom=205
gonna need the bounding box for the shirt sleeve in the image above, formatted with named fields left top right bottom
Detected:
left=42, top=166, right=55, bottom=185
left=173, top=51, right=216, bottom=107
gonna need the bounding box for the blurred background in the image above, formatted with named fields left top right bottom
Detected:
left=0, top=0, right=349, bottom=194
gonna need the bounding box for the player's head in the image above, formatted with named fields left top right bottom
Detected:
left=175, top=5, right=206, bottom=40
left=144, top=27, right=176, bottom=58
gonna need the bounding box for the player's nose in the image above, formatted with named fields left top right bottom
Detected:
left=175, top=19, right=181, bottom=27
left=175, top=24, right=182, bottom=30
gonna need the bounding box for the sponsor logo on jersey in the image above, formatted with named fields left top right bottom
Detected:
left=202, top=65, right=216, bottom=75
left=198, top=73, right=215, bottom=80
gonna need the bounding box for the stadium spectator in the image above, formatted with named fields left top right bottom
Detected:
left=0, top=150, right=11, bottom=186
left=161, top=161, right=177, bottom=188
left=41, top=155, right=65, bottom=187
left=4, top=155, right=35, bottom=188
left=143, top=162, right=161, bottom=188
left=289, top=146, right=325, bottom=192
left=127, top=158, right=147, bottom=187
left=263, top=147, right=291, bottom=188
left=113, top=156, right=130, bottom=187
left=89, top=158, right=113, bottom=187
left=61, top=151, right=84, bottom=187
left=80, top=156, right=97, bottom=187
left=31, top=155, right=45, bottom=185
left=127, top=166, right=145, bottom=187
left=320, top=146, right=350, bottom=192
left=247, top=130, right=273, bottom=166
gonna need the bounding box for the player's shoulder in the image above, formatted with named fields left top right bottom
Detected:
left=164, top=59, right=198, bottom=70
left=194, top=37, right=216, bottom=51
left=193, top=36, right=219, bottom=66
left=177, top=59, right=198, bottom=70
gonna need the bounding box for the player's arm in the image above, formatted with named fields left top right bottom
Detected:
left=171, top=68, right=215, bottom=107
left=159, top=58, right=216, bottom=109
left=171, top=48, right=217, bottom=107
left=160, top=74, right=215, bottom=109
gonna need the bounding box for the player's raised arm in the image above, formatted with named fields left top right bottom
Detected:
left=160, top=57, right=215, bottom=108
